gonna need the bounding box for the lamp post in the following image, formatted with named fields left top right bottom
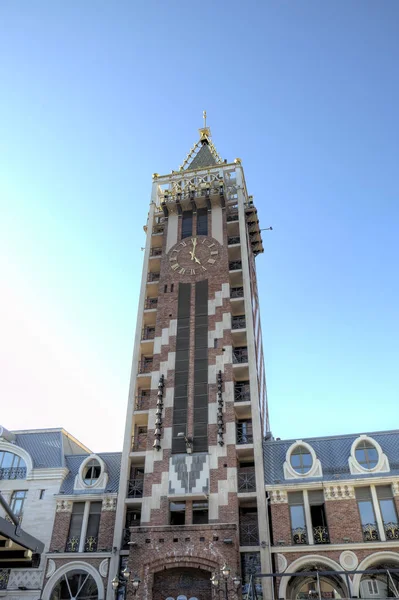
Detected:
left=112, top=566, right=141, bottom=599
left=211, top=563, right=241, bottom=599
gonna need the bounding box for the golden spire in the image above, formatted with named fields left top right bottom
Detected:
left=199, top=109, right=211, bottom=141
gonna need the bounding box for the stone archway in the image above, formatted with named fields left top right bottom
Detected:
left=152, top=566, right=212, bottom=600
left=279, top=556, right=351, bottom=600
left=41, top=561, right=104, bottom=600
left=353, top=552, right=399, bottom=598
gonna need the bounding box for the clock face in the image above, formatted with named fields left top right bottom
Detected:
left=168, top=236, right=221, bottom=278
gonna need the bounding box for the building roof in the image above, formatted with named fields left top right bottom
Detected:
left=60, top=452, right=122, bottom=495
left=263, top=429, right=399, bottom=485
left=10, top=429, right=91, bottom=469
left=186, top=142, right=218, bottom=170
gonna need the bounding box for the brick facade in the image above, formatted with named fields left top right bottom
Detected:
left=49, top=511, right=71, bottom=552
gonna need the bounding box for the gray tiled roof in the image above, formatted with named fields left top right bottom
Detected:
left=60, top=453, right=122, bottom=495
left=185, top=143, right=217, bottom=171
left=263, top=429, right=399, bottom=485
left=14, top=431, right=65, bottom=468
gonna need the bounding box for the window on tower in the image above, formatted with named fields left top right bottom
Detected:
left=196, top=208, right=208, bottom=236
left=181, top=211, right=193, bottom=239
left=169, top=501, right=186, bottom=525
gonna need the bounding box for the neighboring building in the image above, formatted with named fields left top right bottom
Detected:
left=0, top=426, right=121, bottom=600
left=110, top=119, right=272, bottom=600
left=264, top=430, right=399, bottom=599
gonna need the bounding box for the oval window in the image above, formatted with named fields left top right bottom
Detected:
left=290, top=446, right=313, bottom=474
left=355, top=440, right=379, bottom=469
left=83, top=459, right=101, bottom=486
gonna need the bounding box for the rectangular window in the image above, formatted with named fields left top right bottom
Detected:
left=193, top=502, right=208, bottom=525
left=196, top=208, right=208, bottom=236
left=376, top=485, right=399, bottom=540
left=66, top=502, right=85, bottom=552
left=170, top=502, right=186, bottom=525
left=181, top=211, right=193, bottom=239
left=85, top=501, right=102, bottom=552
left=356, top=487, right=379, bottom=541
left=10, top=490, right=27, bottom=516
left=308, top=490, right=329, bottom=544
left=288, top=492, right=307, bottom=544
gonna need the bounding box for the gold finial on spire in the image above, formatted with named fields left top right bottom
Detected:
left=203, top=110, right=207, bottom=128
left=199, top=110, right=211, bottom=141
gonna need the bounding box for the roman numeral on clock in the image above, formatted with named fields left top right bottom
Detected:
left=171, top=263, right=180, bottom=271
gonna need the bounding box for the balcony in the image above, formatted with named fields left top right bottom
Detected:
left=238, top=469, right=256, bottom=493
left=142, top=327, right=156, bottom=341
left=144, top=297, right=158, bottom=310
left=233, top=348, right=248, bottom=364
left=236, top=423, right=253, bottom=445
left=0, top=467, right=27, bottom=480
left=65, top=536, right=80, bottom=552
left=127, top=478, right=144, bottom=499
left=228, top=235, right=240, bottom=245
left=384, top=521, right=399, bottom=540
left=147, top=272, right=160, bottom=283
left=362, top=522, right=379, bottom=542
left=131, top=431, right=148, bottom=452
left=138, top=358, right=153, bottom=374
left=229, top=260, right=242, bottom=271
left=227, top=210, right=239, bottom=222
left=135, top=393, right=150, bottom=411
left=240, top=516, right=260, bottom=546
left=232, top=315, right=246, bottom=330
left=230, top=286, right=244, bottom=299
left=292, top=527, right=307, bottom=545
left=150, top=247, right=162, bottom=257
left=152, top=224, right=164, bottom=235
left=84, top=536, right=98, bottom=553
left=235, top=382, right=250, bottom=402
left=313, top=525, right=330, bottom=544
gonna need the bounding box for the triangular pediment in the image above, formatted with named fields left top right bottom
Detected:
left=180, top=124, right=223, bottom=171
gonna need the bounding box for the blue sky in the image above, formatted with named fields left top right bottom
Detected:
left=1, top=1, right=398, bottom=452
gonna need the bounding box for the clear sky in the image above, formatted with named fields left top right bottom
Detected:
left=1, top=1, right=398, bottom=452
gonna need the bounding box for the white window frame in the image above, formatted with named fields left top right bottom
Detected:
left=68, top=500, right=102, bottom=553
left=349, top=435, right=390, bottom=475
left=284, top=441, right=323, bottom=480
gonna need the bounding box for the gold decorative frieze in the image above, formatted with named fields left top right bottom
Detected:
left=56, top=499, right=73, bottom=513
left=270, top=490, right=288, bottom=504
left=324, top=485, right=355, bottom=500
left=102, top=496, right=117, bottom=511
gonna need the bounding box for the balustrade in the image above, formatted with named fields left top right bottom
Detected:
left=138, top=359, right=153, bottom=374
left=142, top=327, right=156, bottom=340
left=135, top=394, right=150, bottom=411
left=313, top=525, right=330, bottom=544
left=238, top=470, right=256, bottom=493
left=0, top=467, right=27, bottom=480
left=240, top=520, right=260, bottom=546
left=227, top=211, right=239, bottom=222
left=234, top=382, right=250, bottom=402
left=362, top=522, right=379, bottom=542
left=292, top=527, right=307, bottom=545
left=233, top=348, right=248, bottom=364
left=231, top=287, right=244, bottom=299
left=228, top=235, right=240, bottom=245
left=131, top=432, right=148, bottom=451
left=236, top=423, right=253, bottom=445
left=144, top=297, right=158, bottom=309
left=150, top=247, right=162, bottom=257
left=147, top=272, right=160, bottom=282
left=229, top=260, right=242, bottom=271
left=152, top=224, right=164, bottom=234
left=384, top=521, right=399, bottom=540
left=84, top=536, right=98, bottom=552
left=232, top=316, right=246, bottom=330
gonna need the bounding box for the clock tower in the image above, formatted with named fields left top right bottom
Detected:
left=110, top=119, right=272, bottom=599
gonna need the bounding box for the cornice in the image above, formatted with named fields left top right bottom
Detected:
left=266, top=474, right=399, bottom=492
left=28, top=467, right=69, bottom=481
left=271, top=540, right=399, bottom=553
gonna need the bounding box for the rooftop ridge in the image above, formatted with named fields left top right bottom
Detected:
left=265, top=428, right=399, bottom=444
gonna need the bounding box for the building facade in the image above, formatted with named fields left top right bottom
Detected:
left=264, top=430, right=399, bottom=599
left=110, top=122, right=272, bottom=600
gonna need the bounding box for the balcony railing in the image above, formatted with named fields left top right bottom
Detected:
left=65, top=536, right=80, bottom=552
left=238, top=470, right=256, bottom=493
left=227, top=211, right=239, bottom=222
left=384, top=521, right=399, bottom=540
left=229, top=260, right=242, bottom=271
left=232, top=316, right=246, bottom=330
left=152, top=224, right=164, bottom=234
left=147, top=272, right=160, bottom=283
left=142, top=327, right=156, bottom=340
left=0, top=570, right=10, bottom=590
left=0, top=467, right=27, bottom=480
left=135, top=394, right=150, bottom=410
left=292, top=527, right=307, bottom=545
left=228, top=236, right=240, bottom=245
left=231, top=287, right=244, bottom=299
left=234, top=383, right=250, bottom=402
left=150, top=247, right=162, bottom=257
left=131, top=433, right=148, bottom=451
left=138, top=360, right=153, bottom=374
left=127, top=478, right=144, bottom=498
left=145, top=297, right=158, bottom=309
left=236, top=425, right=253, bottom=445
left=233, top=348, right=248, bottom=364
left=84, top=536, right=98, bottom=552
left=362, top=522, right=379, bottom=542
left=240, top=520, right=260, bottom=546
left=313, top=525, right=330, bottom=544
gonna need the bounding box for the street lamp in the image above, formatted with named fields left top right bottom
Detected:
left=112, top=566, right=141, bottom=598
left=211, top=564, right=241, bottom=599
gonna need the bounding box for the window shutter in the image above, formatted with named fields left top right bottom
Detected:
left=376, top=485, right=393, bottom=500
left=355, top=486, right=372, bottom=500
left=308, top=490, right=324, bottom=504
left=288, top=491, right=304, bottom=505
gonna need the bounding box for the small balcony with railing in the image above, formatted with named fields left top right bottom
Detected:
left=137, top=357, right=153, bottom=382
left=231, top=315, right=247, bottom=345
left=127, top=478, right=144, bottom=500
left=312, top=525, right=330, bottom=544
left=384, top=521, right=399, bottom=540
left=0, top=467, right=27, bottom=480
left=228, top=235, right=240, bottom=246
left=144, top=297, right=158, bottom=311
left=233, top=346, right=249, bottom=379
left=147, top=271, right=160, bottom=289
left=131, top=427, right=148, bottom=455
left=135, top=390, right=151, bottom=412
left=122, top=509, right=141, bottom=550
left=234, top=381, right=251, bottom=419
left=230, top=286, right=245, bottom=314
left=236, top=421, right=254, bottom=460
left=229, top=260, right=243, bottom=287
left=148, top=246, right=162, bottom=270
left=362, top=522, right=380, bottom=542
left=152, top=223, right=165, bottom=236
left=238, top=467, right=256, bottom=495
left=292, top=527, right=308, bottom=545
left=239, top=509, right=260, bottom=547
left=141, top=325, right=156, bottom=353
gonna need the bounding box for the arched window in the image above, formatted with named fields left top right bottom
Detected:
left=290, top=446, right=313, bottom=474
left=0, top=451, right=27, bottom=479
left=50, top=569, right=98, bottom=599
left=355, top=440, right=379, bottom=470
left=83, top=459, right=101, bottom=486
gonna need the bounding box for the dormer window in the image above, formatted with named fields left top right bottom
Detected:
left=355, top=440, right=379, bottom=470
left=83, top=459, right=101, bottom=486
left=290, top=446, right=312, bottom=474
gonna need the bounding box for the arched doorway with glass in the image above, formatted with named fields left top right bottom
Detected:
left=152, top=567, right=212, bottom=600
left=354, top=553, right=399, bottom=599
left=279, top=558, right=350, bottom=600
left=42, top=562, right=105, bottom=600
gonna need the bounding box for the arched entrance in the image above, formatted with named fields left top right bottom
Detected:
left=152, top=567, right=212, bottom=600
left=280, top=557, right=350, bottom=600
left=49, top=569, right=98, bottom=599
left=354, top=553, right=399, bottom=599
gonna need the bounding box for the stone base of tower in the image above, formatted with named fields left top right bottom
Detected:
left=126, top=523, right=240, bottom=600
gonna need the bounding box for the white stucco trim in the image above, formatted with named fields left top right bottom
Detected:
left=278, top=554, right=352, bottom=599
left=74, top=454, right=108, bottom=491
left=41, top=560, right=105, bottom=600
left=352, top=551, right=399, bottom=596
left=349, top=434, right=390, bottom=475
left=0, top=440, right=33, bottom=476
left=283, top=440, right=322, bottom=480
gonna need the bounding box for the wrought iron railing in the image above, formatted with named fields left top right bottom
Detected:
left=152, top=224, right=164, bottom=234
left=384, top=521, right=399, bottom=540
left=231, top=287, right=244, bottom=299
left=234, top=383, right=250, bottom=402
left=0, top=570, right=10, bottom=590
left=229, top=260, right=242, bottom=271
left=232, top=316, right=246, bottom=330
left=0, top=467, right=27, bottom=480
left=236, top=425, right=253, bottom=445
left=84, top=536, right=98, bottom=552
left=238, top=470, right=256, bottom=493
left=135, top=394, right=150, bottom=410
left=150, top=247, right=162, bottom=257
left=313, top=525, right=330, bottom=544
left=147, top=272, right=160, bottom=282
left=65, top=536, right=80, bottom=552
left=144, top=297, right=158, bottom=309
left=127, top=478, right=144, bottom=498
left=228, top=236, right=240, bottom=245
left=362, top=522, right=379, bottom=542
left=138, top=360, right=153, bottom=374
left=131, top=433, right=147, bottom=451
left=142, top=327, right=156, bottom=340
left=227, top=211, right=239, bottom=222
left=240, top=521, right=260, bottom=546
left=233, top=348, right=248, bottom=364
left=122, top=528, right=131, bottom=549
left=292, top=527, right=307, bottom=545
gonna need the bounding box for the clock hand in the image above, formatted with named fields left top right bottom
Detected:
left=194, top=256, right=201, bottom=264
